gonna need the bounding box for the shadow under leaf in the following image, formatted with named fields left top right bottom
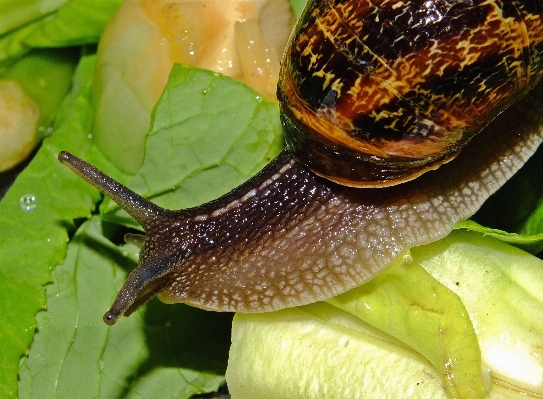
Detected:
left=115, top=299, right=233, bottom=398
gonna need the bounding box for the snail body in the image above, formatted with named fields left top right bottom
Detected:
left=59, top=0, right=543, bottom=325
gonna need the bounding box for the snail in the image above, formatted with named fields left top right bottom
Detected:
left=59, top=0, right=543, bottom=325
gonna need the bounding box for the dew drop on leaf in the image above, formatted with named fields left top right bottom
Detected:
left=19, top=194, right=37, bottom=211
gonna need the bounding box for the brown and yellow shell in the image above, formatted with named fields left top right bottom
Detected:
left=278, top=0, right=543, bottom=187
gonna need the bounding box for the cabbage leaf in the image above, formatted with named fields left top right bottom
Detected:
left=0, top=0, right=122, bottom=63
left=227, top=230, right=543, bottom=398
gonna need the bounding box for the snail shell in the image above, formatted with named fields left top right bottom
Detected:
left=59, top=0, right=543, bottom=325
left=279, top=0, right=543, bottom=186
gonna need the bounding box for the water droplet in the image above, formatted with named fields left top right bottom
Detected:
left=39, top=126, right=53, bottom=137
left=87, top=133, right=93, bottom=139
left=20, top=194, right=37, bottom=211
left=202, top=89, right=208, bottom=96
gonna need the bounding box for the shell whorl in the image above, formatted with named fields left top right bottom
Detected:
left=278, top=0, right=543, bottom=186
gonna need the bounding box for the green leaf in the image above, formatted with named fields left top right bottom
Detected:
left=102, top=64, right=284, bottom=227
left=289, top=0, right=308, bottom=18
left=0, top=53, right=114, bottom=398
left=0, top=0, right=122, bottom=63
left=522, top=202, right=543, bottom=239
left=228, top=304, right=464, bottom=398
left=456, top=220, right=543, bottom=254
left=23, top=0, right=123, bottom=48
left=227, top=231, right=543, bottom=398
left=0, top=18, right=42, bottom=63
left=413, top=230, right=543, bottom=393
left=0, top=0, right=67, bottom=36
left=471, top=146, right=543, bottom=235
left=327, top=254, right=488, bottom=399
left=3, top=48, right=78, bottom=129
left=18, top=217, right=229, bottom=399
left=461, top=144, right=543, bottom=255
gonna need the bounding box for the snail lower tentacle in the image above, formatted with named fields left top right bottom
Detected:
left=59, top=79, right=543, bottom=324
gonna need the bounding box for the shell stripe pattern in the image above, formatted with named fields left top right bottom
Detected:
left=278, top=0, right=543, bottom=186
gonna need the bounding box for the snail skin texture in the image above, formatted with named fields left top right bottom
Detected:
left=59, top=0, right=543, bottom=325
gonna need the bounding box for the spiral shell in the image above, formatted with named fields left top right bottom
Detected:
left=278, top=0, right=543, bottom=187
